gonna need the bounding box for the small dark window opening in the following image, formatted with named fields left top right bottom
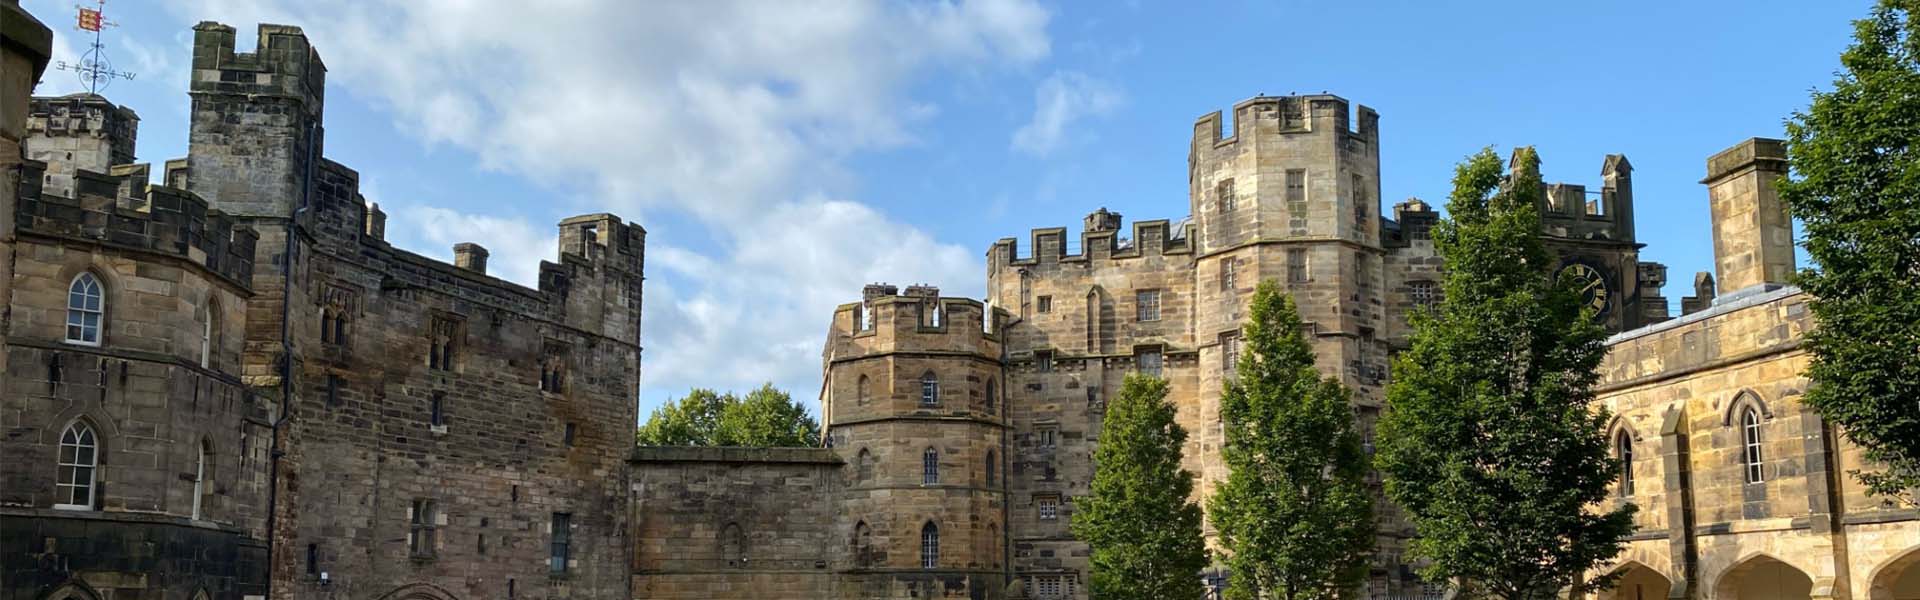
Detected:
left=430, top=392, right=446, bottom=427
left=326, top=375, right=341, bottom=407
left=550, top=513, right=572, bottom=573
left=306, top=543, right=318, bottom=576
left=564, top=423, right=578, bottom=446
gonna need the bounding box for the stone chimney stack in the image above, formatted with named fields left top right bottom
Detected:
left=1704, top=138, right=1795, bottom=295
left=454, top=242, right=489, bottom=275
left=365, top=202, right=386, bottom=241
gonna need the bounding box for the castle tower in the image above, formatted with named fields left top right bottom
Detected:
left=1187, top=94, right=1398, bottom=581
left=1704, top=137, right=1795, bottom=295
left=822, top=285, right=1009, bottom=599
left=183, top=22, right=326, bottom=218
left=1536, top=151, right=1660, bottom=331
left=24, top=93, right=139, bottom=197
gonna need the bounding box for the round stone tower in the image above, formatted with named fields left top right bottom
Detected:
left=823, top=283, right=1009, bottom=599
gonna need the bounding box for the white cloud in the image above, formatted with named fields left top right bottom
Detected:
left=393, top=205, right=558, bottom=287
left=1011, top=70, right=1122, bottom=157
left=164, top=0, right=1042, bottom=406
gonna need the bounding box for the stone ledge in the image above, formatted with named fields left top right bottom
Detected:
left=630, top=446, right=842, bottom=465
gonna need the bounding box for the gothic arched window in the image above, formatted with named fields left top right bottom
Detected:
left=920, top=522, right=939, bottom=568
left=1741, top=407, right=1765, bottom=484
left=66, top=272, right=105, bottom=346
left=56, top=421, right=98, bottom=510
left=1615, top=430, right=1634, bottom=497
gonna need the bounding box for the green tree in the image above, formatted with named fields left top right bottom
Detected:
left=714, top=383, right=822, bottom=447
left=1209, top=281, right=1373, bottom=600
left=1374, top=148, right=1635, bottom=599
left=1071, top=373, right=1209, bottom=600
left=1780, top=0, right=1920, bottom=507
left=636, top=384, right=820, bottom=447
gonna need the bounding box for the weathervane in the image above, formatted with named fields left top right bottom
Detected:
left=54, top=0, right=136, bottom=94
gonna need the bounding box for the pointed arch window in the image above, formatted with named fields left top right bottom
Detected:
left=856, top=448, right=874, bottom=482
left=920, top=522, right=939, bottom=568
left=852, top=521, right=873, bottom=567
left=66, top=273, right=104, bottom=346
left=923, top=447, right=939, bottom=484
left=192, top=439, right=212, bottom=520
left=985, top=379, right=996, bottom=415
left=1741, top=407, right=1765, bottom=484
left=1615, top=430, right=1634, bottom=497
left=721, top=522, right=745, bottom=567
left=986, top=449, right=997, bottom=485
left=920, top=372, right=939, bottom=406
left=56, top=421, right=98, bottom=510
left=200, top=300, right=217, bottom=368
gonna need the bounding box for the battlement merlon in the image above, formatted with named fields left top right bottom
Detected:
left=831, top=293, right=1007, bottom=358
left=190, top=22, right=327, bottom=113
left=1192, top=94, right=1378, bottom=148
left=987, top=217, right=1193, bottom=272
left=13, top=160, right=259, bottom=289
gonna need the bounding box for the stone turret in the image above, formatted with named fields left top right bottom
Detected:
left=822, top=286, right=1008, bottom=598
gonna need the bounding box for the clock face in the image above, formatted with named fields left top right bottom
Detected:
left=1558, top=263, right=1610, bottom=315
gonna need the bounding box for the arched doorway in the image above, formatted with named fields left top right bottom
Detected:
left=1870, top=547, right=1920, bottom=600
left=1596, top=562, right=1672, bottom=600
left=41, top=581, right=101, bottom=600
left=1714, top=554, right=1813, bottom=600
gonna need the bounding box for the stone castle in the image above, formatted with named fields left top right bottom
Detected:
left=2, top=7, right=1916, bottom=600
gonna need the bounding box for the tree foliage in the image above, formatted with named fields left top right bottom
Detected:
left=1374, top=148, right=1634, bottom=599
left=1072, top=373, right=1210, bottom=600
left=1780, top=0, right=1920, bottom=506
left=1208, top=281, right=1374, bottom=600
left=636, top=384, right=821, bottom=447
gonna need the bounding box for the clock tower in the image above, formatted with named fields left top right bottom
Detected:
left=1536, top=153, right=1668, bottom=332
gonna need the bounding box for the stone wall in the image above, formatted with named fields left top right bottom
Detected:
left=629, top=447, right=842, bottom=599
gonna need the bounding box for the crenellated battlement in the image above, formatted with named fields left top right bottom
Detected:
left=1192, top=93, right=1378, bottom=148
left=828, top=287, right=1006, bottom=359
left=987, top=212, right=1192, bottom=274
left=12, top=159, right=257, bottom=287
left=190, top=22, right=326, bottom=109
left=1535, top=151, right=1637, bottom=243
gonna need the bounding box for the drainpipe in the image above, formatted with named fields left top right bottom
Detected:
left=264, top=114, right=318, bottom=599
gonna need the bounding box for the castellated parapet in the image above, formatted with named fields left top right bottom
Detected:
left=13, top=159, right=257, bottom=286
left=25, top=93, right=139, bottom=198
left=184, top=22, right=327, bottom=218
left=820, top=288, right=1011, bottom=600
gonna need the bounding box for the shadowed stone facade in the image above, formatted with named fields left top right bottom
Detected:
left=3, top=16, right=643, bottom=600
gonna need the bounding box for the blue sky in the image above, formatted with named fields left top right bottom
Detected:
left=25, top=0, right=1868, bottom=416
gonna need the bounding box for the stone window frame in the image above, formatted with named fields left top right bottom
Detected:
left=1409, top=280, right=1441, bottom=309
left=1217, top=178, right=1236, bottom=213
left=1285, top=168, right=1308, bottom=205
left=1288, top=249, right=1310, bottom=283
left=55, top=418, right=101, bottom=511
left=1035, top=350, right=1054, bottom=373
left=920, top=371, right=940, bottom=406
left=191, top=438, right=213, bottom=521
left=1220, top=332, right=1241, bottom=376
left=1036, top=295, right=1052, bottom=314
left=65, top=271, right=106, bottom=347
left=1135, top=289, right=1162, bottom=323
left=1615, top=428, right=1635, bottom=497
left=550, top=512, right=572, bottom=574
left=856, top=375, right=871, bottom=406
left=852, top=521, right=874, bottom=567
left=409, top=498, right=438, bottom=559
left=986, top=449, right=997, bottom=485
left=985, top=378, right=997, bottom=415
left=1135, top=345, right=1164, bottom=378
left=920, top=521, right=939, bottom=569
left=1719, top=390, right=1774, bottom=485
left=721, top=522, right=746, bottom=567
left=1352, top=173, right=1370, bottom=231
left=319, top=284, right=355, bottom=350
left=427, top=313, right=465, bottom=372
left=1036, top=494, right=1061, bottom=520
left=922, top=447, right=940, bottom=484
left=856, top=448, right=874, bottom=482
left=539, top=341, right=570, bottom=394
left=199, top=297, right=219, bottom=369
left=429, top=391, right=448, bottom=432
left=1220, top=258, right=1238, bottom=292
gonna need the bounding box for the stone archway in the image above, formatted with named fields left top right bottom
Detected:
left=39, top=581, right=101, bottom=600
left=373, top=583, right=462, bottom=600
left=1869, top=546, right=1920, bottom=600
left=1713, top=554, right=1813, bottom=600
left=1596, top=562, right=1673, bottom=600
